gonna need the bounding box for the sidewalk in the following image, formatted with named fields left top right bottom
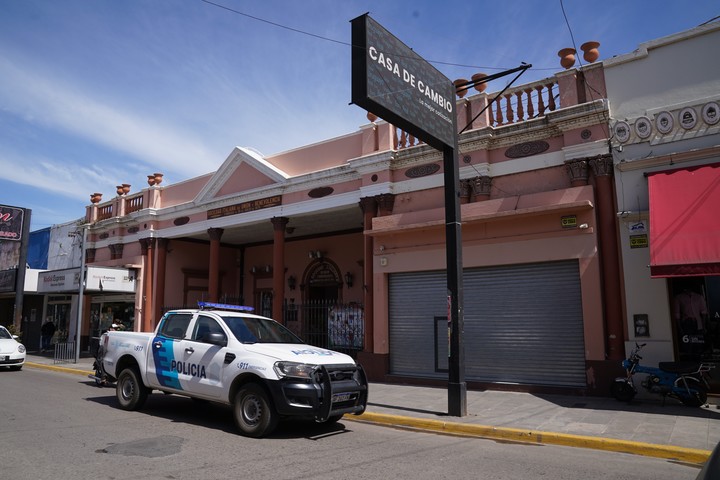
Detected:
left=24, top=353, right=720, bottom=465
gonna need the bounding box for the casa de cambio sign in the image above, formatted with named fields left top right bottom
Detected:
left=351, top=14, right=456, bottom=150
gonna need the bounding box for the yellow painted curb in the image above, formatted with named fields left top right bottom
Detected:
left=347, top=412, right=711, bottom=465
left=26, top=362, right=92, bottom=377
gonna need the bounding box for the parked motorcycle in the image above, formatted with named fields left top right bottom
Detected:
left=611, top=342, right=713, bottom=407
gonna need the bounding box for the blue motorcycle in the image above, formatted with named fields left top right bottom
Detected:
left=611, top=342, right=713, bottom=407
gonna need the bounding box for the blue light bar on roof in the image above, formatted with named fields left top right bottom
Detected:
left=198, top=301, right=254, bottom=312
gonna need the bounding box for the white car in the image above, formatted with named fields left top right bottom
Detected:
left=0, top=325, right=26, bottom=371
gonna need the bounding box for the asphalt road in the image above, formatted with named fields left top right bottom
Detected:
left=1, top=367, right=703, bottom=480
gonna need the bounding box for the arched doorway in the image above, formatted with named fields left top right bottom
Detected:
left=301, top=259, right=342, bottom=348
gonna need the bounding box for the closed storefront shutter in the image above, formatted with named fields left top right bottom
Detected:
left=389, top=260, right=586, bottom=387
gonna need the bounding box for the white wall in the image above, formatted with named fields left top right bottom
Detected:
left=605, top=23, right=720, bottom=121
left=47, top=220, right=84, bottom=270
left=604, top=22, right=720, bottom=361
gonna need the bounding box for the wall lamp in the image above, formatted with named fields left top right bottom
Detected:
left=287, top=275, right=297, bottom=290
left=308, top=250, right=323, bottom=259
left=344, top=272, right=353, bottom=289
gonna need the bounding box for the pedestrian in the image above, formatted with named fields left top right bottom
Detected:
left=41, top=319, right=56, bottom=352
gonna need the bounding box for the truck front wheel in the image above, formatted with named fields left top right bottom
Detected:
left=116, top=367, right=149, bottom=410
left=234, top=383, right=278, bottom=438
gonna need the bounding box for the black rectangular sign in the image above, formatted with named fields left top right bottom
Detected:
left=0, top=205, right=24, bottom=242
left=351, top=14, right=456, bottom=150
left=0, top=269, right=16, bottom=292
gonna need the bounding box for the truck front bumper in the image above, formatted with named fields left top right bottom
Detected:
left=266, top=364, right=368, bottom=421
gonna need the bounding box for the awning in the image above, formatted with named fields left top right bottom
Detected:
left=648, top=162, right=720, bottom=277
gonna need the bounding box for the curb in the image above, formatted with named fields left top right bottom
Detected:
left=26, top=362, right=93, bottom=376
left=346, top=412, right=711, bottom=465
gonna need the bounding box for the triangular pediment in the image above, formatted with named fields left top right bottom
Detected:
left=195, top=147, right=289, bottom=203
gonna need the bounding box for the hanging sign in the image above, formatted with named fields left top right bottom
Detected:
left=351, top=14, right=456, bottom=150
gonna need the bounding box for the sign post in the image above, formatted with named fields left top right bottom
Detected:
left=351, top=14, right=466, bottom=416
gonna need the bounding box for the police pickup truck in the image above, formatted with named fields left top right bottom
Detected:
left=100, top=302, right=368, bottom=437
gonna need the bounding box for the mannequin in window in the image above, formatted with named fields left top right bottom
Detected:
left=673, top=281, right=708, bottom=355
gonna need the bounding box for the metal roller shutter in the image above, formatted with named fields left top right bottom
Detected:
left=389, top=260, right=586, bottom=387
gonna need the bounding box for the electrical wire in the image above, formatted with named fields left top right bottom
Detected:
left=559, top=0, right=611, bottom=139
left=199, top=0, right=557, bottom=74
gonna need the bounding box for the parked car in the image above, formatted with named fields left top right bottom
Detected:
left=0, top=325, right=26, bottom=371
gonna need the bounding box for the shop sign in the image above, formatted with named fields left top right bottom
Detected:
left=85, top=267, right=136, bottom=293
left=207, top=195, right=282, bottom=220
left=0, top=205, right=24, bottom=241
left=0, top=269, right=16, bottom=292
left=38, top=268, right=80, bottom=293
left=351, top=14, right=455, bottom=150
left=561, top=215, right=577, bottom=228
left=629, top=220, right=647, bottom=234
left=630, top=234, right=649, bottom=249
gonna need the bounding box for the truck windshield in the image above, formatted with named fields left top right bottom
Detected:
left=223, top=316, right=305, bottom=344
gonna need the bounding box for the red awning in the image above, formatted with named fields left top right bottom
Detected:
left=648, top=162, right=720, bottom=277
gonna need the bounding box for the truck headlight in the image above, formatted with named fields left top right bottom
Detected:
left=274, top=361, right=318, bottom=379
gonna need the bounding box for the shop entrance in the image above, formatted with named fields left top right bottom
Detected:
left=301, top=260, right=341, bottom=348
left=46, top=296, right=72, bottom=347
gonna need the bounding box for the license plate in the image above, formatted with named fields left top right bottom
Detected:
left=332, top=392, right=354, bottom=403
left=2, top=356, right=8, bottom=362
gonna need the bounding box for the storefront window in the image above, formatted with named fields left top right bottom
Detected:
left=671, top=277, right=719, bottom=361
left=90, top=301, right=134, bottom=337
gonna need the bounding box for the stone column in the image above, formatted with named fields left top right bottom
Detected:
left=565, top=160, right=589, bottom=187
left=376, top=193, right=395, bottom=216
left=471, top=175, right=492, bottom=202
left=271, top=217, right=289, bottom=322
left=589, top=155, right=624, bottom=361
left=459, top=179, right=472, bottom=204
left=208, top=228, right=224, bottom=303
left=139, top=238, right=155, bottom=332
left=154, top=238, right=169, bottom=322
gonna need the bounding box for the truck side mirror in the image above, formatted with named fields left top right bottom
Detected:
left=205, top=332, right=227, bottom=347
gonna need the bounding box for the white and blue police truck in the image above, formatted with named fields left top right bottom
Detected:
left=101, top=302, right=368, bottom=437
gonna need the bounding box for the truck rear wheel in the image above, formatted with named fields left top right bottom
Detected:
left=116, top=367, right=149, bottom=410
left=234, top=383, right=278, bottom=438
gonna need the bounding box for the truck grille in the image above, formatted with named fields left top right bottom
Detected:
left=315, top=364, right=360, bottom=383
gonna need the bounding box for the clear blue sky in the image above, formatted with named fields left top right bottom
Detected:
left=0, top=0, right=717, bottom=231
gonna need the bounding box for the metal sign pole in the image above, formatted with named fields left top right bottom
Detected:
left=444, top=141, right=466, bottom=417
left=75, top=225, right=88, bottom=363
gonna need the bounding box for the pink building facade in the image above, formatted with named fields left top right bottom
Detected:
left=81, top=59, right=623, bottom=394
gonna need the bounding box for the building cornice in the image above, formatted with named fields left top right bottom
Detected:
left=615, top=144, right=720, bottom=172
